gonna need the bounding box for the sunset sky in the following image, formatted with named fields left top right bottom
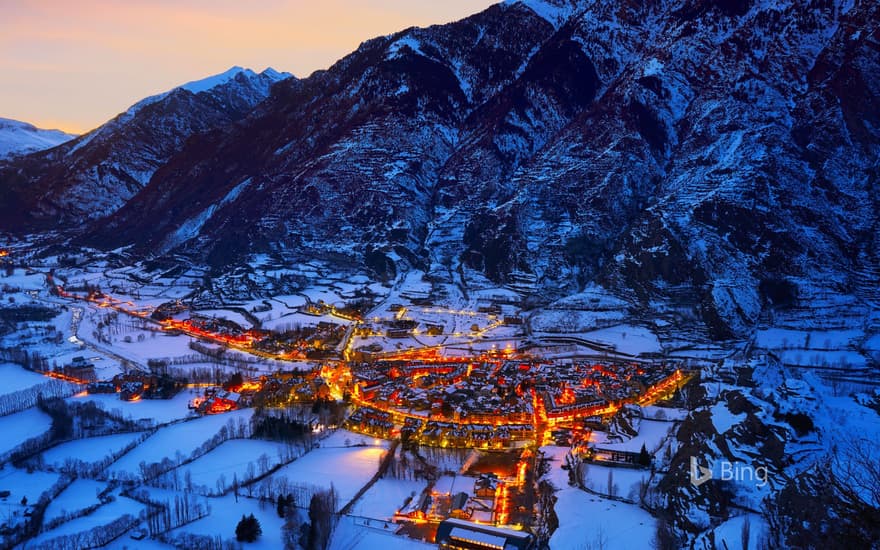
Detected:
left=0, top=0, right=496, bottom=134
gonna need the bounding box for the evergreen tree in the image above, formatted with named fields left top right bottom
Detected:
left=638, top=443, right=652, bottom=467
left=235, top=513, right=262, bottom=542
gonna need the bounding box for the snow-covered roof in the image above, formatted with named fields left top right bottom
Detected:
left=449, top=527, right=506, bottom=549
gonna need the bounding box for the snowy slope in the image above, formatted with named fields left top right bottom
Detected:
left=0, top=66, right=292, bottom=225
left=0, top=117, right=75, bottom=159
left=2, top=0, right=878, bottom=341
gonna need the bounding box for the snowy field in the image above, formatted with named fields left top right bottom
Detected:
left=268, top=438, right=388, bottom=509
left=598, top=419, right=676, bottom=453
left=80, top=321, right=198, bottom=364
left=175, top=438, right=294, bottom=491
left=531, top=309, right=626, bottom=333
left=580, top=463, right=651, bottom=501
left=330, top=515, right=434, bottom=550
left=0, top=407, right=52, bottom=456
left=755, top=328, right=864, bottom=350
left=579, top=325, right=662, bottom=356
left=193, top=308, right=252, bottom=329
left=778, top=349, right=868, bottom=368
left=0, top=362, right=53, bottom=395
left=168, top=493, right=284, bottom=550
left=69, top=390, right=198, bottom=424
left=107, top=410, right=254, bottom=476
left=0, top=467, right=61, bottom=506
left=43, top=478, right=107, bottom=523
left=350, top=478, right=426, bottom=519
left=27, top=492, right=145, bottom=547
left=551, top=486, right=656, bottom=549
left=41, top=432, right=144, bottom=467
left=542, top=446, right=656, bottom=549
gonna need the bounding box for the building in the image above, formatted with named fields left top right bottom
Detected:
left=474, top=474, right=499, bottom=498
left=202, top=391, right=240, bottom=414
left=57, top=356, right=96, bottom=382
left=436, top=519, right=533, bottom=550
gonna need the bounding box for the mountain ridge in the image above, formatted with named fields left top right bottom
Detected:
left=0, top=66, right=292, bottom=228
left=2, top=0, right=878, bottom=339
left=0, top=118, right=76, bottom=160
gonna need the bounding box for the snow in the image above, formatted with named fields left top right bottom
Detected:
left=531, top=309, right=625, bottom=333
left=176, top=438, right=293, bottom=491
left=124, top=66, right=292, bottom=122
left=330, top=515, right=434, bottom=550
left=550, top=476, right=656, bottom=550
left=0, top=407, right=53, bottom=456
left=579, top=324, right=662, bottom=356
left=0, top=117, right=75, bottom=159
left=864, top=333, right=880, bottom=351
left=193, top=308, right=252, bottom=329
left=755, top=328, right=863, bottom=350
left=387, top=37, right=425, bottom=59
left=551, top=487, right=656, bottom=548
left=601, top=419, right=675, bottom=453
left=169, top=493, right=284, bottom=549
left=350, top=478, right=426, bottom=519
left=643, top=58, right=665, bottom=77
left=580, top=463, right=650, bottom=501
left=704, top=513, right=766, bottom=550
left=0, top=467, right=61, bottom=505
left=508, top=0, right=576, bottom=29
left=69, top=390, right=197, bottom=424
left=0, top=362, right=54, bottom=395
left=710, top=402, right=747, bottom=434
left=778, top=349, right=868, bottom=368
left=162, top=204, right=217, bottom=251
left=268, top=438, right=387, bottom=509
left=263, top=311, right=350, bottom=331
left=107, top=410, right=254, bottom=476
left=543, top=447, right=656, bottom=550
left=43, top=479, right=107, bottom=523
left=432, top=475, right=471, bottom=496
left=28, top=492, right=144, bottom=547
left=641, top=406, right=688, bottom=422
left=104, top=538, right=176, bottom=549
left=180, top=66, right=255, bottom=94
left=42, top=432, right=144, bottom=466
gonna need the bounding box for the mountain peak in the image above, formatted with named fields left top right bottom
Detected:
left=259, top=67, right=291, bottom=81
left=178, top=66, right=256, bottom=94
left=178, top=66, right=292, bottom=95
left=0, top=117, right=76, bottom=159
left=121, top=66, right=291, bottom=121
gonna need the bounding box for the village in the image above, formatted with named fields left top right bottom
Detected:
left=44, top=302, right=691, bottom=546
left=0, top=255, right=700, bottom=549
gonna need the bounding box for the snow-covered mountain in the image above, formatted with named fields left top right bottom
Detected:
left=0, top=66, right=291, bottom=226
left=3, top=0, right=879, bottom=340
left=0, top=118, right=75, bottom=160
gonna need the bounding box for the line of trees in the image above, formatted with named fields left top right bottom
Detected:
left=33, top=514, right=139, bottom=550
left=0, top=377, right=78, bottom=417
left=0, top=347, right=51, bottom=371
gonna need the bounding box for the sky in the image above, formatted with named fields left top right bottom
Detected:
left=0, top=0, right=497, bottom=134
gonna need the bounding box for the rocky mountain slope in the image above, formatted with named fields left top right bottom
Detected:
left=0, top=67, right=291, bottom=228
left=4, top=0, right=879, bottom=338
left=0, top=118, right=75, bottom=160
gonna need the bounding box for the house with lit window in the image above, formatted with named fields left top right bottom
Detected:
left=436, top=519, right=533, bottom=550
